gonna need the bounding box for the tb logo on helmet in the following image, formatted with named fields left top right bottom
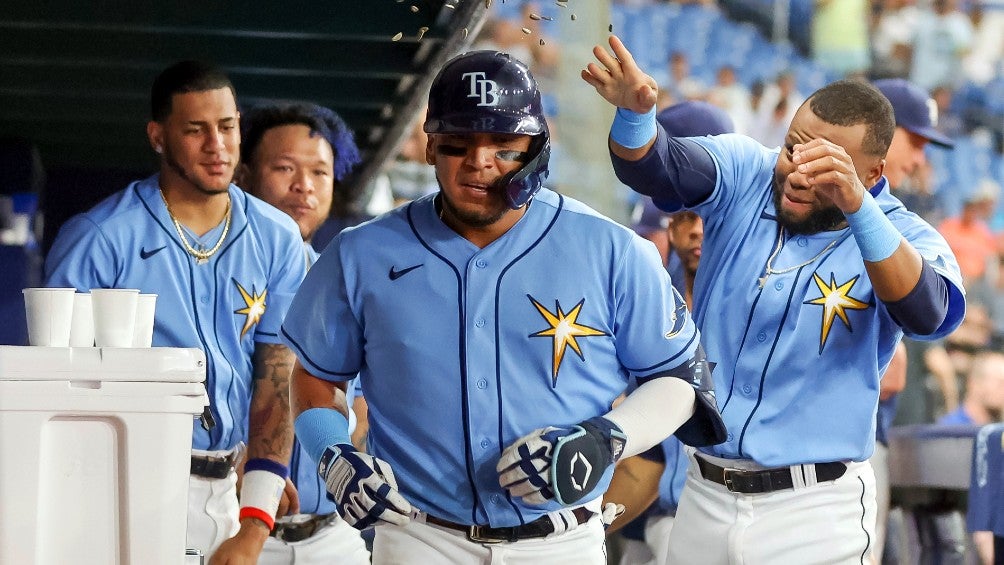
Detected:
left=461, top=71, right=499, bottom=107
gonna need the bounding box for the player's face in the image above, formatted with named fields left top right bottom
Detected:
left=245, top=124, right=335, bottom=241
left=426, top=132, right=532, bottom=229
left=669, top=215, right=703, bottom=275
left=772, top=104, right=882, bottom=235
left=149, top=88, right=240, bottom=196
left=884, top=128, right=928, bottom=189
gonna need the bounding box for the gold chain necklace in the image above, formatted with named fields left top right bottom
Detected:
left=758, top=228, right=841, bottom=289
left=159, top=189, right=231, bottom=265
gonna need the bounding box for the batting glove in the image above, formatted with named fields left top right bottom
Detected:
left=317, top=444, right=412, bottom=530
left=497, top=416, right=626, bottom=506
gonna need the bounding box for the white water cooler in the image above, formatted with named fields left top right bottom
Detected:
left=0, top=346, right=208, bottom=564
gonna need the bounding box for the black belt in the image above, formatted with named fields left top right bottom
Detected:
left=191, top=444, right=245, bottom=479
left=695, top=455, right=846, bottom=494
left=425, top=507, right=593, bottom=543
left=271, top=514, right=336, bottom=543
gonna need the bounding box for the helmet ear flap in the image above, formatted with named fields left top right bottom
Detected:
left=500, top=138, right=550, bottom=209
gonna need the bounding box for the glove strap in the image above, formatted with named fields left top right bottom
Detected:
left=580, top=416, right=627, bottom=464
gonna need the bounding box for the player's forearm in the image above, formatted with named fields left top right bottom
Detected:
left=290, top=362, right=350, bottom=420
left=248, top=343, right=295, bottom=463
left=611, top=126, right=717, bottom=208
left=604, top=377, right=696, bottom=458
left=867, top=251, right=950, bottom=336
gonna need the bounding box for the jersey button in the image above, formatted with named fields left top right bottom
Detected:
left=200, top=295, right=209, bottom=304
left=796, top=236, right=808, bottom=247
left=774, top=281, right=784, bottom=291
left=477, top=378, right=488, bottom=389
left=742, top=384, right=753, bottom=395
left=475, top=318, right=486, bottom=328
left=727, top=432, right=734, bottom=442
left=490, top=494, right=501, bottom=504
left=756, top=331, right=767, bottom=342
left=475, top=259, right=488, bottom=269
left=480, top=439, right=491, bottom=449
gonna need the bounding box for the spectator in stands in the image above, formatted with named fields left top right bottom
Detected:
left=811, top=0, right=870, bottom=76
left=706, top=65, right=751, bottom=133
left=663, top=52, right=707, bottom=102
left=751, top=72, right=805, bottom=148
left=937, top=350, right=1004, bottom=425
left=909, top=0, right=975, bottom=91
left=871, top=0, right=920, bottom=79
left=938, top=179, right=999, bottom=284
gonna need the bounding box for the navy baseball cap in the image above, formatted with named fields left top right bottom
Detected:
left=631, top=197, right=668, bottom=236
left=873, top=79, right=954, bottom=148
left=656, top=101, right=735, bottom=138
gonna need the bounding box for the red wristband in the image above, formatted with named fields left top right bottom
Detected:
left=239, top=506, right=275, bottom=531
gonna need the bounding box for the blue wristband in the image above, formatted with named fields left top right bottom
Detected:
left=245, top=457, right=289, bottom=479
left=610, top=106, right=657, bottom=149
left=846, top=192, right=902, bottom=262
left=294, top=407, right=351, bottom=465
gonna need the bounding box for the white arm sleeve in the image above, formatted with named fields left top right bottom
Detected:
left=603, top=377, right=696, bottom=459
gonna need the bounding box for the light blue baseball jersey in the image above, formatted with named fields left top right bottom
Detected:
left=640, top=134, right=965, bottom=466
left=967, top=423, right=1004, bottom=536
left=289, top=243, right=354, bottom=516
left=281, top=188, right=704, bottom=527
left=45, top=174, right=306, bottom=451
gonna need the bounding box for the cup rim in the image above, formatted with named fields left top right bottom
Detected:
left=89, top=288, right=141, bottom=293
left=22, top=287, right=76, bottom=293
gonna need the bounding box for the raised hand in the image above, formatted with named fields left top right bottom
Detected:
left=581, top=35, right=659, bottom=114
left=790, top=139, right=868, bottom=213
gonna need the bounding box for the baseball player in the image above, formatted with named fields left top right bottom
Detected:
left=871, top=77, right=957, bottom=562
left=968, top=422, right=1004, bottom=565
left=583, top=36, right=966, bottom=563
left=280, top=50, right=725, bottom=564
left=44, top=61, right=306, bottom=563
left=604, top=101, right=734, bottom=565
left=238, top=102, right=370, bottom=563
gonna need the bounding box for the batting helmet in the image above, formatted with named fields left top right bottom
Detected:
left=424, top=50, right=549, bottom=209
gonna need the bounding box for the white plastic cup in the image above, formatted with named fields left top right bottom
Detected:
left=90, top=288, right=140, bottom=347
left=69, top=292, right=95, bottom=347
left=22, top=288, right=76, bottom=346
left=132, top=293, right=158, bottom=347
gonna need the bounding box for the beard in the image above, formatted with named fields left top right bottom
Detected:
left=163, top=143, right=232, bottom=196
left=771, top=178, right=846, bottom=235
left=437, top=185, right=511, bottom=228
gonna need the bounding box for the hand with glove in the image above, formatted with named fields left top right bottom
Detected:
left=497, top=416, right=626, bottom=506
left=318, top=443, right=413, bottom=530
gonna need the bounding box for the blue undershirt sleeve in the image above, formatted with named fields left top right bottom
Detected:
left=610, top=127, right=718, bottom=212
left=884, top=260, right=950, bottom=337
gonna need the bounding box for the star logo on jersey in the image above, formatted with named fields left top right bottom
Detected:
left=803, top=272, right=869, bottom=354
left=527, top=296, right=608, bottom=387
left=233, top=279, right=267, bottom=338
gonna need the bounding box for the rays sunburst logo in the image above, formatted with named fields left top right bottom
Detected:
left=233, top=279, right=267, bottom=337
left=803, top=272, right=869, bottom=353
left=527, top=295, right=608, bottom=387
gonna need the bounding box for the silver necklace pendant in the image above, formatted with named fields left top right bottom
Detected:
left=197, top=256, right=209, bottom=265
left=758, top=275, right=768, bottom=289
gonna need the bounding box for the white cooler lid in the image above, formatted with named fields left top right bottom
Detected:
left=0, top=346, right=206, bottom=383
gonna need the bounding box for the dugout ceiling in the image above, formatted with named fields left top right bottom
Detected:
left=0, top=1, right=488, bottom=202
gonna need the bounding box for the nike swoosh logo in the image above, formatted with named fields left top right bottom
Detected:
left=389, top=263, right=424, bottom=281
left=140, top=245, right=167, bottom=260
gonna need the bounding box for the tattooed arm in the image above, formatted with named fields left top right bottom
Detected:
left=249, top=342, right=296, bottom=463
left=211, top=343, right=297, bottom=564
